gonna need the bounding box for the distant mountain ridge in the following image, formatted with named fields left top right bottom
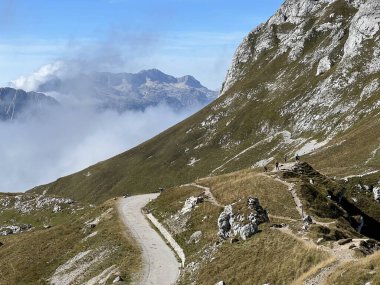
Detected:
left=0, top=88, right=58, bottom=121
left=36, top=69, right=218, bottom=112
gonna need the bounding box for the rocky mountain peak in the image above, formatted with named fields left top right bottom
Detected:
left=177, top=75, right=203, bottom=88
left=137, top=69, right=178, bottom=84
left=222, top=0, right=380, bottom=95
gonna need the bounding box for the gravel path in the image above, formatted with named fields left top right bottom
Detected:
left=118, top=194, right=180, bottom=285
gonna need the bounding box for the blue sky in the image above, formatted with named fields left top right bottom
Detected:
left=0, top=0, right=283, bottom=89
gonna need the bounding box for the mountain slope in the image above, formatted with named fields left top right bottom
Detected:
left=30, top=0, right=380, bottom=205
left=0, top=193, right=140, bottom=284
left=33, top=68, right=218, bottom=112
left=0, top=88, right=58, bottom=121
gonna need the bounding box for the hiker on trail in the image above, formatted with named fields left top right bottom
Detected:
left=295, top=154, right=300, bottom=164
left=275, top=161, right=280, bottom=171
left=284, top=155, right=288, bottom=162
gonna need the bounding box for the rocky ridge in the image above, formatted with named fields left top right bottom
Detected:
left=0, top=192, right=75, bottom=214
left=0, top=87, right=58, bottom=121
left=31, top=68, right=218, bottom=112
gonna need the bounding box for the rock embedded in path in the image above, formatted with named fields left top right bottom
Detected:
left=270, top=223, right=286, bottom=229
left=337, top=238, right=352, bottom=245
left=215, top=281, right=226, bottom=285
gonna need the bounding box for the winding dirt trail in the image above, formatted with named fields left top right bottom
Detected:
left=118, top=194, right=180, bottom=285
left=181, top=183, right=223, bottom=207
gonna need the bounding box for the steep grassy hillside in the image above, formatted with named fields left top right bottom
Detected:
left=145, top=164, right=379, bottom=284
left=30, top=0, right=380, bottom=205
left=145, top=169, right=332, bottom=285
left=0, top=194, right=140, bottom=284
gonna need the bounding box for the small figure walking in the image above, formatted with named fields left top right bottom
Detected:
left=295, top=154, right=300, bottom=164
left=275, top=161, right=280, bottom=171
left=284, top=155, right=288, bottom=162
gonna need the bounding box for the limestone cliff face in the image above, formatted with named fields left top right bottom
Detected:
left=217, top=0, right=379, bottom=141
left=222, top=0, right=380, bottom=94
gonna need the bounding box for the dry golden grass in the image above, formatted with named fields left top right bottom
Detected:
left=147, top=169, right=330, bottom=285
left=200, top=170, right=300, bottom=220
left=195, top=225, right=329, bottom=285
left=148, top=185, right=205, bottom=221
left=0, top=199, right=140, bottom=284
left=292, top=256, right=336, bottom=285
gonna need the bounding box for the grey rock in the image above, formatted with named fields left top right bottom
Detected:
left=217, top=205, right=233, bottom=239
left=270, top=223, right=285, bottom=228
left=0, top=224, right=32, bottom=236
left=215, top=282, right=226, bottom=285
left=187, top=231, right=202, bottom=244
left=240, top=223, right=259, bottom=240
left=338, top=238, right=352, bottom=245
left=303, top=215, right=313, bottom=225
left=217, top=198, right=268, bottom=240
left=112, top=275, right=124, bottom=283
left=358, top=239, right=380, bottom=255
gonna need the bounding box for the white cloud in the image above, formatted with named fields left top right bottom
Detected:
left=10, top=61, right=66, bottom=91
left=0, top=104, right=194, bottom=193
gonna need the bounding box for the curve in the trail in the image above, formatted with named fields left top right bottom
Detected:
left=118, top=194, right=180, bottom=285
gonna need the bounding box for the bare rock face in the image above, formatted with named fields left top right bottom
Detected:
left=181, top=196, right=204, bottom=214
left=217, top=197, right=269, bottom=240
left=373, top=187, right=380, bottom=202
left=0, top=193, right=75, bottom=214
left=218, top=0, right=380, bottom=145
left=0, top=224, right=32, bottom=236
left=247, top=197, right=270, bottom=224
left=316, top=56, right=332, bottom=75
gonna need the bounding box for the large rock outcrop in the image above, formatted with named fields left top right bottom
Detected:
left=217, top=197, right=269, bottom=240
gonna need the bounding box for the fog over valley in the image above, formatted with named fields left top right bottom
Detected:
left=0, top=102, right=197, bottom=192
